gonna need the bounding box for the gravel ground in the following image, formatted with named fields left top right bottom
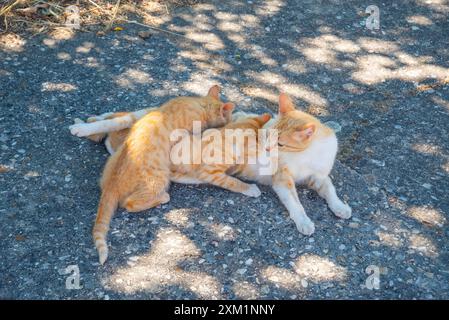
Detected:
left=1, top=0, right=449, bottom=299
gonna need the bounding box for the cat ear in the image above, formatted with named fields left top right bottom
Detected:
left=257, top=113, right=272, bottom=125
left=207, top=85, right=221, bottom=99
left=294, top=123, right=316, bottom=141
left=278, top=93, right=296, bottom=115
left=221, top=102, right=235, bottom=117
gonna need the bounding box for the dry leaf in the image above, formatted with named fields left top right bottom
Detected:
left=138, top=30, right=152, bottom=39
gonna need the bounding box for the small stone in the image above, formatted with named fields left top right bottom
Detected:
left=261, top=285, right=270, bottom=294
left=228, top=217, right=235, bottom=224
left=227, top=199, right=235, bottom=205
left=411, top=26, right=420, bottom=31
left=237, top=268, right=247, bottom=275
left=301, top=279, right=308, bottom=288
left=370, top=159, right=385, bottom=167
left=342, top=83, right=363, bottom=94
left=138, top=31, right=152, bottom=39
left=64, top=175, right=71, bottom=182
left=349, top=222, right=359, bottom=228
left=422, top=183, right=431, bottom=189
left=245, top=258, right=253, bottom=266
left=324, top=121, right=342, bottom=133
left=338, top=244, right=346, bottom=250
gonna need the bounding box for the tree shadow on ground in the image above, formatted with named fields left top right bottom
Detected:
left=0, top=0, right=448, bottom=299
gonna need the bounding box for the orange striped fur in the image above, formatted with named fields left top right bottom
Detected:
left=92, top=85, right=234, bottom=264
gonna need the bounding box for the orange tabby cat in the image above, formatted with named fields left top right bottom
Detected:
left=93, top=85, right=234, bottom=264
left=85, top=113, right=271, bottom=197
left=166, top=113, right=271, bottom=196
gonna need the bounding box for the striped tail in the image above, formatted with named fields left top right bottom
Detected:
left=92, top=191, right=119, bottom=265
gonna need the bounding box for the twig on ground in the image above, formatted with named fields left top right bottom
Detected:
left=125, top=19, right=223, bottom=48
left=104, top=0, right=120, bottom=32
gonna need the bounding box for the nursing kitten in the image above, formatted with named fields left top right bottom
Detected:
left=86, top=113, right=271, bottom=197
left=169, top=113, right=272, bottom=197
left=93, top=85, right=234, bottom=264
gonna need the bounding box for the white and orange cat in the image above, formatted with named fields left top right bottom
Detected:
left=73, top=93, right=351, bottom=243
left=90, top=85, right=235, bottom=264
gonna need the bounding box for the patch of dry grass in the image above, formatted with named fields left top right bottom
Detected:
left=0, top=0, right=203, bottom=35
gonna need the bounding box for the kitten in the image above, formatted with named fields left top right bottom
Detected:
left=85, top=113, right=271, bottom=197
left=170, top=113, right=272, bottom=197
left=92, top=85, right=234, bottom=264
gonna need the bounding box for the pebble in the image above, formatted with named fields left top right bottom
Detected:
left=325, top=121, right=342, bottom=133
left=137, top=31, right=152, bottom=39
left=245, top=258, right=253, bottom=266
left=338, top=244, right=346, bottom=250
left=370, top=159, right=386, bottom=167
left=301, top=279, right=309, bottom=288
left=237, top=268, right=247, bottom=275
left=349, top=222, right=360, bottom=228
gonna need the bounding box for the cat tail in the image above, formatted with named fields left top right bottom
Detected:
left=92, top=190, right=119, bottom=265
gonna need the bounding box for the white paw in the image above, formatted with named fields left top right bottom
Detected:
left=330, top=200, right=352, bottom=219
left=242, top=184, right=261, bottom=198
left=295, top=217, right=315, bottom=236
left=69, top=123, right=91, bottom=137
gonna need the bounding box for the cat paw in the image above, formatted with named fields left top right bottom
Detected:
left=69, top=123, right=90, bottom=137
left=295, top=217, right=315, bottom=236
left=330, top=201, right=352, bottom=219
left=242, top=184, right=261, bottom=197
